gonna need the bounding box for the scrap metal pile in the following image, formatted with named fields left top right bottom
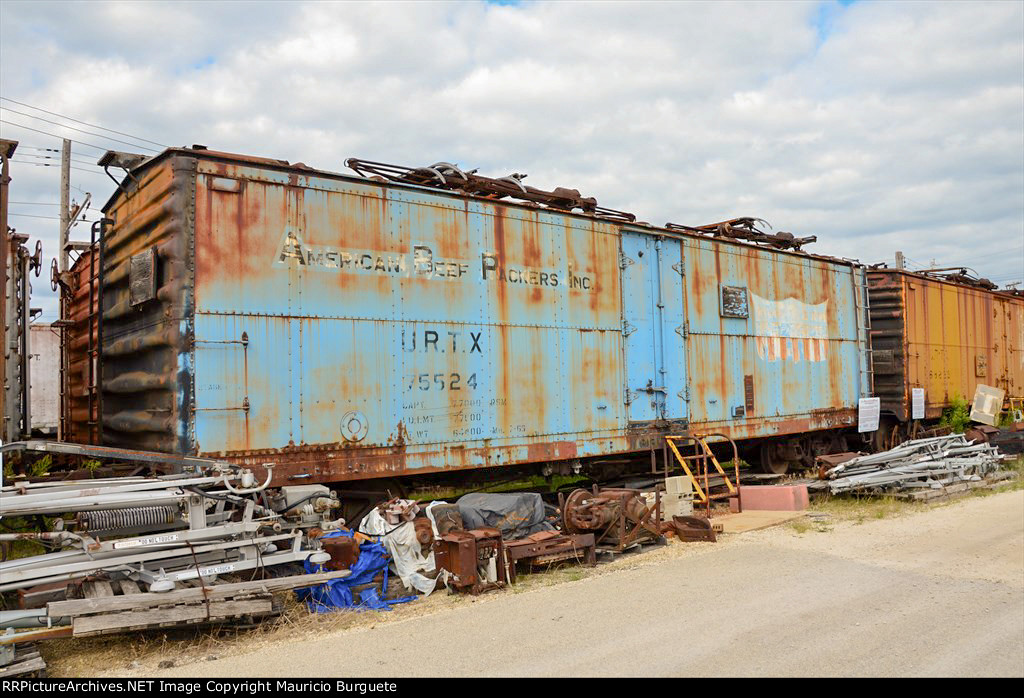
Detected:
left=356, top=491, right=603, bottom=597
left=664, top=217, right=818, bottom=251
left=345, top=158, right=638, bottom=222
left=0, top=455, right=353, bottom=655
left=352, top=485, right=696, bottom=598
left=822, top=434, right=1007, bottom=495
left=0, top=453, right=711, bottom=677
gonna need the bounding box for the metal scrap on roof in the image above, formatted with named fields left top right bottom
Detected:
left=665, top=217, right=818, bottom=251
left=345, top=157, right=637, bottom=222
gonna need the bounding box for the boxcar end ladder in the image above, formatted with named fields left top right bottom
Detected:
left=852, top=268, right=874, bottom=397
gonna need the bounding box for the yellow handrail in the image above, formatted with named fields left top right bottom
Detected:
left=665, top=437, right=708, bottom=503
left=664, top=434, right=740, bottom=504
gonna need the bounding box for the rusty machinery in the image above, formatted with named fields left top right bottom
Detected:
left=433, top=527, right=508, bottom=595
left=504, top=531, right=596, bottom=582
left=559, top=486, right=663, bottom=553
left=664, top=515, right=718, bottom=543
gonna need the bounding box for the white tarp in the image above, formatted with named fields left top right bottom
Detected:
left=359, top=509, right=437, bottom=596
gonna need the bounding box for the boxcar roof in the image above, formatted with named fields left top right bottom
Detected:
left=867, top=267, right=1023, bottom=300
left=100, top=146, right=863, bottom=270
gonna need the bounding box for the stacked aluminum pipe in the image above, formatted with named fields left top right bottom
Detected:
left=0, top=464, right=340, bottom=599
left=825, top=434, right=1006, bottom=495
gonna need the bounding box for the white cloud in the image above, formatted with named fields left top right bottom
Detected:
left=1, top=0, right=1021, bottom=324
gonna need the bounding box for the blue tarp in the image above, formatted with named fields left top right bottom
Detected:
left=295, top=530, right=417, bottom=612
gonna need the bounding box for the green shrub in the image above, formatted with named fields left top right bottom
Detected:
left=939, top=395, right=971, bottom=433
left=28, top=455, right=53, bottom=478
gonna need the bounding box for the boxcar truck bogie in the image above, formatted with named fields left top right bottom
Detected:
left=62, top=147, right=874, bottom=490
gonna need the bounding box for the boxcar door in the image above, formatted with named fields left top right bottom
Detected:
left=619, top=231, right=687, bottom=424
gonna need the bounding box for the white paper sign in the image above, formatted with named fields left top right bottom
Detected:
left=858, top=397, right=881, bottom=432
left=911, top=388, right=925, bottom=420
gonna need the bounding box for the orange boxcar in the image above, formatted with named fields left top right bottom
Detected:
left=868, top=269, right=1024, bottom=426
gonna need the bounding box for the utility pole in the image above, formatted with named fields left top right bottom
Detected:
left=894, top=251, right=905, bottom=269
left=59, top=139, right=70, bottom=275
left=1, top=139, right=17, bottom=447
left=57, top=138, right=70, bottom=442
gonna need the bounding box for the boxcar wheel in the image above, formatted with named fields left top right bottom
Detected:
left=759, top=442, right=790, bottom=475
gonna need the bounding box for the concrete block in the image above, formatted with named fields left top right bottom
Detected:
left=665, top=476, right=693, bottom=494
left=661, top=492, right=693, bottom=518
left=737, top=485, right=809, bottom=511
left=642, top=492, right=693, bottom=520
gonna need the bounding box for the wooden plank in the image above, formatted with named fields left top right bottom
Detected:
left=0, top=655, right=47, bottom=677
left=18, top=580, right=70, bottom=609
left=73, top=598, right=272, bottom=636
left=117, top=579, right=142, bottom=595
left=88, top=581, right=115, bottom=598
left=49, top=570, right=348, bottom=617
left=0, top=626, right=73, bottom=645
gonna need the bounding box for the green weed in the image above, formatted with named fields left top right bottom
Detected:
left=938, top=394, right=971, bottom=433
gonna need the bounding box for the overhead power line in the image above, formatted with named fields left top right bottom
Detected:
left=0, top=106, right=161, bottom=152
left=8, top=159, right=108, bottom=177
left=17, top=145, right=61, bottom=153
left=15, top=152, right=100, bottom=167
left=0, top=97, right=169, bottom=148
left=9, top=212, right=101, bottom=222
left=0, top=119, right=110, bottom=151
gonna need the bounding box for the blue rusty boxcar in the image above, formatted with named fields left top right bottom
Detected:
left=69, top=148, right=871, bottom=484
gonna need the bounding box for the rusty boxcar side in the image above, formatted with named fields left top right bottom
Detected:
left=67, top=147, right=872, bottom=483
left=867, top=269, right=1024, bottom=423
left=678, top=235, right=869, bottom=440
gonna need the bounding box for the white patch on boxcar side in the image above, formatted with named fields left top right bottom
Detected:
left=751, top=295, right=829, bottom=363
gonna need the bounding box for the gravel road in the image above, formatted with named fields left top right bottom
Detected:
left=139, top=490, right=1024, bottom=677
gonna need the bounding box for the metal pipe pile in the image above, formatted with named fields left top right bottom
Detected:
left=0, top=462, right=341, bottom=598
left=825, top=434, right=1006, bottom=495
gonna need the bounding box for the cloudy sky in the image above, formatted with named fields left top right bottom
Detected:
left=2, top=0, right=1022, bottom=321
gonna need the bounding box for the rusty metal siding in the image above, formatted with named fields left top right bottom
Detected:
left=188, top=158, right=625, bottom=481
left=91, top=157, right=194, bottom=453
left=90, top=147, right=876, bottom=484
left=868, top=270, right=1024, bottom=420
left=65, top=248, right=98, bottom=444
left=682, top=238, right=865, bottom=438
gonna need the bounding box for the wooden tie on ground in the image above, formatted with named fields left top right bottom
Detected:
left=47, top=570, right=350, bottom=637
left=0, top=643, right=47, bottom=678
